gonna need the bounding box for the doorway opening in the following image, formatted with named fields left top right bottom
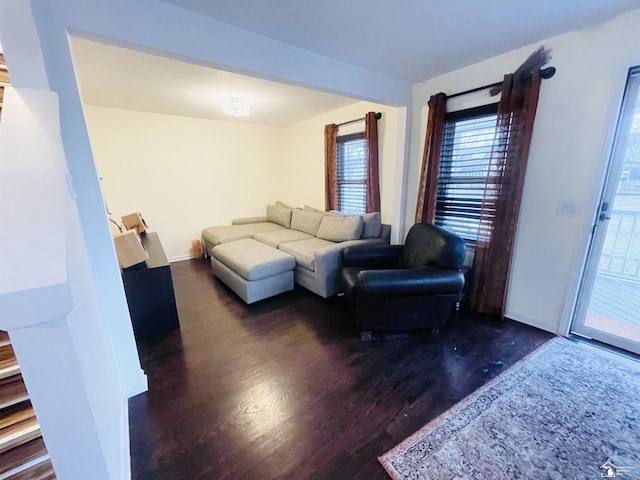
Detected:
left=571, top=67, right=640, bottom=355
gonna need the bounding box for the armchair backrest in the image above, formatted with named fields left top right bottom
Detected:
left=398, top=223, right=466, bottom=269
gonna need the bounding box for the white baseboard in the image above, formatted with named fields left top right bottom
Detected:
left=505, top=311, right=560, bottom=335
left=169, top=254, right=194, bottom=263
left=124, top=371, right=148, bottom=398
left=119, top=398, right=130, bottom=480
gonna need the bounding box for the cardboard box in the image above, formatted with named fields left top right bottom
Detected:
left=113, top=229, right=148, bottom=268
left=121, top=212, right=147, bottom=234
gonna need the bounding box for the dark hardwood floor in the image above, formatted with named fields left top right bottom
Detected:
left=129, top=258, right=554, bottom=480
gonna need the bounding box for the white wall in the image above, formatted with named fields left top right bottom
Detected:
left=84, top=106, right=284, bottom=260
left=280, top=101, right=401, bottom=225
left=408, top=8, right=640, bottom=334
left=85, top=101, right=403, bottom=260
left=0, top=85, right=121, bottom=480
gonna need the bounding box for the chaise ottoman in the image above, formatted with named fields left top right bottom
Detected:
left=210, top=239, right=296, bottom=303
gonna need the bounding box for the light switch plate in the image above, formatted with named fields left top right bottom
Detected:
left=557, top=201, right=580, bottom=217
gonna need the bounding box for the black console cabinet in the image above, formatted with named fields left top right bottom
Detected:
left=122, top=232, right=180, bottom=338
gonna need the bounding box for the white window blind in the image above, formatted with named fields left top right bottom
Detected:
left=337, top=133, right=366, bottom=214
left=435, top=104, right=498, bottom=243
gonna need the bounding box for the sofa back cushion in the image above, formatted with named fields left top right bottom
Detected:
left=316, top=214, right=363, bottom=242
left=291, top=209, right=325, bottom=236
left=267, top=204, right=293, bottom=228
left=361, top=212, right=382, bottom=239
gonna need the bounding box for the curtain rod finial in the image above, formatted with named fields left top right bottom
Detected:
left=541, top=66, right=556, bottom=79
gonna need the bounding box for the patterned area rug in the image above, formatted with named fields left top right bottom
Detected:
left=379, top=337, right=640, bottom=479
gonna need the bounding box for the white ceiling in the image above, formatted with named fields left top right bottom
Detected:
left=158, top=0, right=640, bottom=83
left=71, top=1, right=640, bottom=127
left=70, top=37, right=358, bottom=127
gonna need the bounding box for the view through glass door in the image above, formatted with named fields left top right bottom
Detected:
left=572, top=67, right=640, bottom=355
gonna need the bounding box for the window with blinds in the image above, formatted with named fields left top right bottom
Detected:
left=435, top=104, right=498, bottom=243
left=336, top=132, right=367, bottom=214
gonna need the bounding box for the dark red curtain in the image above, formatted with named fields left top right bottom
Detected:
left=415, top=93, right=447, bottom=223
left=364, top=112, right=381, bottom=212
left=469, top=68, right=542, bottom=318
left=324, top=123, right=339, bottom=211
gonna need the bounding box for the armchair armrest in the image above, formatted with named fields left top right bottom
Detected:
left=357, top=267, right=464, bottom=298
left=313, top=239, right=385, bottom=297
left=232, top=216, right=268, bottom=225
left=342, top=244, right=404, bottom=269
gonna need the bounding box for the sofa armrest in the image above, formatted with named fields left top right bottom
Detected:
left=342, top=244, right=404, bottom=269
left=232, top=216, right=268, bottom=225
left=379, top=223, right=391, bottom=243
left=314, top=239, right=385, bottom=295
left=357, top=267, right=465, bottom=298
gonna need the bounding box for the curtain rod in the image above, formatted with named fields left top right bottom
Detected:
left=336, top=112, right=382, bottom=128
left=447, top=66, right=556, bottom=100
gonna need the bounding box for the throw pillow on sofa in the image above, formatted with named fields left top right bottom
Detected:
left=291, top=209, right=325, bottom=236
left=303, top=205, right=323, bottom=213
left=267, top=204, right=293, bottom=228
left=276, top=200, right=294, bottom=209
left=316, top=214, right=363, bottom=242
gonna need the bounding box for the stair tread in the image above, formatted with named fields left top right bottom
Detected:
left=0, top=374, right=28, bottom=410
left=0, top=344, right=16, bottom=363
left=0, top=403, right=40, bottom=455
left=0, top=345, right=19, bottom=380
left=5, top=458, right=55, bottom=480
left=0, top=403, right=33, bottom=429
left=0, top=330, right=9, bottom=347
left=0, top=363, right=19, bottom=380
left=0, top=437, right=48, bottom=475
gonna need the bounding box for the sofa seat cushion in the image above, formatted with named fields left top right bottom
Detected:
left=202, top=222, right=284, bottom=247
left=254, top=229, right=313, bottom=248
left=279, top=238, right=335, bottom=271
left=212, top=239, right=295, bottom=281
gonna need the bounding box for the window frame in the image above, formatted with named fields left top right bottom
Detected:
left=336, top=131, right=367, bottom=215
left=435, top=103, right=499, bottom=244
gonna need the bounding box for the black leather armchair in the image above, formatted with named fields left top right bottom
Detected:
left=339, top=223, right=466, bottom=337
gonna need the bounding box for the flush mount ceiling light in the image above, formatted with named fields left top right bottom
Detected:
left=221, top=97, right=250, bottom=116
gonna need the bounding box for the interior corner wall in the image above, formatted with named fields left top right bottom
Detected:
left=408, top=8, right=640, bottom=334
left=83, top=105, right=284, bottom=260
left=279, top=101, right=400, bottom=225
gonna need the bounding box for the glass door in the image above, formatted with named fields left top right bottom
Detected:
left=572, top=67, right=640, bottom=355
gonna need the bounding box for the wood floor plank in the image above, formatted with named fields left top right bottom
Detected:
left=129, top=258, right=553, bottom=479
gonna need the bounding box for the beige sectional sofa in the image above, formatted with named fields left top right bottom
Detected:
left=202, top=203, right=390, bottom=303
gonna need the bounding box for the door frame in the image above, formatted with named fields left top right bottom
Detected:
left=570, top=66, right=640, bottom=355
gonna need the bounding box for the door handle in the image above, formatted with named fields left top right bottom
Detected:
left=598, top=201, right=611, bottom=222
